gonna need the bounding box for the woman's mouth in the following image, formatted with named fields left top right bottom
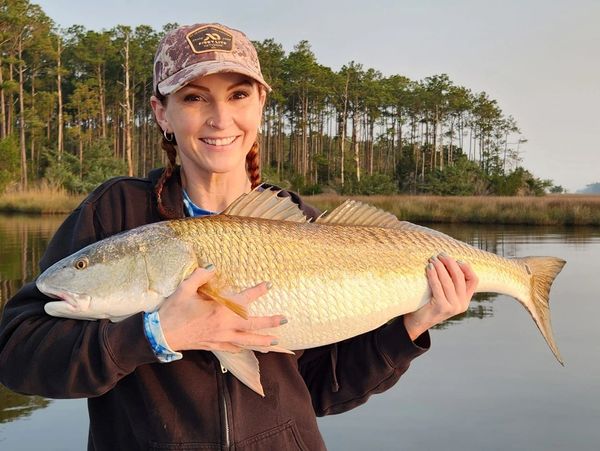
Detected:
left=200, top=136, right=239, bottom=146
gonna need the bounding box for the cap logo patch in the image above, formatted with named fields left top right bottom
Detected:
left=186, top=26, right=234, bottom=53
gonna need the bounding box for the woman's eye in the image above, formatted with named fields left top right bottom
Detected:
left=183, top=94, right=205, bottom=102
left=231, top=90, right=250, bottom=100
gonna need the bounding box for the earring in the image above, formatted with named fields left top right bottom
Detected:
left=163, top=130, right=174, bottom=142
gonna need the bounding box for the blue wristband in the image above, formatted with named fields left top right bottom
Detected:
left=143, top=311, right=183, bottom=363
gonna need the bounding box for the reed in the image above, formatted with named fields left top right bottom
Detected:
left=0, top=185, right=84, bottom=214
left=306, top=194, right=600, bottom=226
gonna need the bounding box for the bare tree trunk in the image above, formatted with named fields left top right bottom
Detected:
left=18, top=35, right=27, bottom=189
left=340, top=72, right=349, bottom=187
left=98, top=64, right=106, bottom=139
left=30, top=69, right=36, bottom=176
left=123, top=33, right=133, bottom=176
left=8, top=61, right=14, bottom=136
left=0, top=57, right=5, bottom=139
left=368, top=117, right=374, bottom=175
left=57, top=36, right=64, bottom=160
left=352, top=111, right=360, bottom=183
left=78, top=104, right=83, bottom=179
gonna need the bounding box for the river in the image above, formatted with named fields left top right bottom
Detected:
left=0, top=215, right=598, bottom=450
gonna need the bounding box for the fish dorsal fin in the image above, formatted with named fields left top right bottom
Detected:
left=316, top=199, right=451, bottom=238
left=222, top=185, right=308, bottom=223
left=316, top=200, right=403, bottom=228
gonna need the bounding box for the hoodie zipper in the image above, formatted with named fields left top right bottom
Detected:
left=220, top=364, right=231, bottom=449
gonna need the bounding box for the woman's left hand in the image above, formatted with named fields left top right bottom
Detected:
left=403, top=254, right=479, bottom=341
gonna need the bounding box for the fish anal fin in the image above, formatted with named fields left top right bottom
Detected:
left=197, top=284, right=248, bottom=320
left=213, top=350, right=265, bottom=397
left=221, top=185, right=308, bottom=223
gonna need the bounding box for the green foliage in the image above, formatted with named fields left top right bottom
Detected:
left=0, top=136, right=20, bottom=194
left=489, top=167, right=552, bottom=196
left=43, top=140, right=127, bottom=193
left=424, top=155, right=489, bottom=195
left=356, top=174, right=398, bottom=195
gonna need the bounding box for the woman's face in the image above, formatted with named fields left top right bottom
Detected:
left=152, top=72, right=266, bottom=178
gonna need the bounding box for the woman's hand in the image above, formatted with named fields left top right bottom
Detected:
left=158, top=266, right=286, bottom=352
left=403, top=254, right=478, bottom=341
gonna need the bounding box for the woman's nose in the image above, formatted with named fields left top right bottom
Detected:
left=206, top=102, right=233, bottom=130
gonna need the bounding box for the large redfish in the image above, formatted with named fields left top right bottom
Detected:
left=36, top=188, right=566, bottom=395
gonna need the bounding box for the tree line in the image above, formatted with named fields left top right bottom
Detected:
left=0, top=0, right=559, bottom=197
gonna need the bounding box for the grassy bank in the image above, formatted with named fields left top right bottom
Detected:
left=2, top=189, right=599, bottom=225
left=0, top=186, right=84, bottom=214
left=306, top=194, right=600, bottom=226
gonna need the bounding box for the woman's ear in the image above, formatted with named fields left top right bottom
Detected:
left=151, top=95, right=169, bottom=131
left=258, top=87, right=267, bottom=110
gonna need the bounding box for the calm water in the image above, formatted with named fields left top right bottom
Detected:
left=0, top=215, right=599, bottom=451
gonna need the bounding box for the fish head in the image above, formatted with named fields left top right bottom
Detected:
left=37, top=223, right=198, bottom=321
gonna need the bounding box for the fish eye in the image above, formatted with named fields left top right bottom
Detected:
left=74, top=257, right=89, bottom=270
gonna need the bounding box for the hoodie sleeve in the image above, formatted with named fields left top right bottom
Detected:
left=0, top=181, right=159, bottom=398
left=298, top=317, right=430, bottom=416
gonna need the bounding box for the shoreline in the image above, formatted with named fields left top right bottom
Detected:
left=306, top=194, right=600, bottom=226
left=1, top=193, right=599, bottom=226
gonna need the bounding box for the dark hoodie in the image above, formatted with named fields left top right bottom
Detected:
left=0, top=168, right=429, bottom=450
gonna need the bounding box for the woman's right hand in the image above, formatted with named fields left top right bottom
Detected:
left=157, top=266, right=286, bottom=353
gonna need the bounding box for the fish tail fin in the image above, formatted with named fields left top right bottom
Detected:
left=197, top=285, right=249, bottom=320
left=517, top=256, right=566, bottom=365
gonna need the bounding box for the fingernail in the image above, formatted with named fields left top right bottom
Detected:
left=271, top=339, right=279, bottom=346
left=427, top=263, right=434, bottom=271
left=456, top=259, right=465, bottom=265
left=203, top=263, right=215, bottom=271
left=429, top=256, right=438, bottom=263
left=280, top=317, right=288, bottom=325
left=438, top=252, right=449, bottom=259
left=265, top=281, right=273, bottom=290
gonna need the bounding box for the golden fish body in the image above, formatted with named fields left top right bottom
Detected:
left=169, top=215, right=562, bottom=356
left=38, top=188, right=565, bottom=395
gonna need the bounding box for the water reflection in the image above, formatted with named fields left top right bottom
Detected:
left=0, top=385, right=49, bottom=425
left=0, top=215, right=64, bottom=308
left=1, top=215, right=599, bottom=431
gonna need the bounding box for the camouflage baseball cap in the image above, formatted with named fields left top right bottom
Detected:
left=153, top=23, right=271, bottom=96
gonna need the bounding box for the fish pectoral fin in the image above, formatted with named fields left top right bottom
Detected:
left=197, top=284, right=248, bottom=320
left=244, top=344, right=295, bottom=355
left=213, top=350, right=265, bottom=397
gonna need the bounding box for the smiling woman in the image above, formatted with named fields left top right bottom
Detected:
left=0, top=21, right=476, bottom=451
left=152, top=72, right=266, bottom=211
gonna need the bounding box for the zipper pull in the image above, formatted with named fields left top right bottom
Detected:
left=220, top=364, right=228, bottom=374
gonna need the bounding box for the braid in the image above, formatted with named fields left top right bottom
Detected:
left=246, top=140, right=261, bottom=189
left=155, top=133, right=179, bottom=219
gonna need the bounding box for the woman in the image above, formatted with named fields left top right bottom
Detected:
left=0, top=23, right=477, bottom=450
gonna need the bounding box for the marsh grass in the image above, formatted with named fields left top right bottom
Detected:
left=307, top=194, right=600, bottom=226
left=0, top=185, right=84, bottom=214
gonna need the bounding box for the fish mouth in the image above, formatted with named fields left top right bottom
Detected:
left=36, top=282, right=89, bottom=311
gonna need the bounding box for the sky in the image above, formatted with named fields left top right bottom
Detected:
left=33, top=0, right=600, bottom=192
